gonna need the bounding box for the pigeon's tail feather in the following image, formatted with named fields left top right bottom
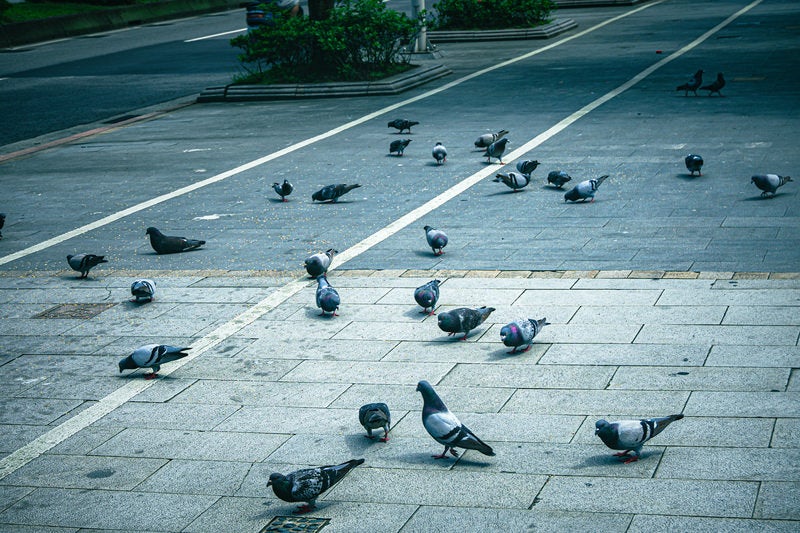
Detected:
left=646, top=414, right=684, bottom=440
left=595, top=175, right=609, bottom=187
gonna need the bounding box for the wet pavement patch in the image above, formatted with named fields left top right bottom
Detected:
left=33, top=303, right=116, bottom=319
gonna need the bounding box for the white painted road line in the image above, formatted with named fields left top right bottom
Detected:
left=0, top=0, right=762, bottom=481
left=184, top=28, right=247, bottom=42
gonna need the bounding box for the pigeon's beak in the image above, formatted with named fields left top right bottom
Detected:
left=266, top=480, right=272, bottom=487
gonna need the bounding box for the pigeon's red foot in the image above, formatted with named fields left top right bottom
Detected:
left=432, top=453, right=448, bottom=459
left=293, top=504, right=315, bottom=515
left=144, top=373, right=158, bottom=380
left=459, top=335, right=469, bottom=341
left=622, top=456, right=639, bottom=464
left=613, top=451, right=629, bottom=457
left=380, top=436, right=390, bottom=442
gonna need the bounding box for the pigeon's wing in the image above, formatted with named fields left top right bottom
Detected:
left=288, top=468, right=325, bottom=502
left=130, top=344, right=160, bottom=367
left=154, top=345, right=190, bottom=365
left=614, top=420, right=648, bottom=449
left=423, top=409, right=462, bottom=443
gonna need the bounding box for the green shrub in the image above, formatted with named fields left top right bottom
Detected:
left=431, top=0, right=553, bottom=30
left=0, top=0, right=11, bottom=23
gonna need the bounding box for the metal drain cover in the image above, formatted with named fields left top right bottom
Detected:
left=260, top=516, right=330, bottom=533
left=33, top=303, right=116, bottom=319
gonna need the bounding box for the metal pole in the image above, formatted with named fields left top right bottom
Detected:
left=412, top=0, right=427, bottom=53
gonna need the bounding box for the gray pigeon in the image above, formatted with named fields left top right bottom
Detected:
left=389, top=139, right=412, bottom=156
left=305, top=249, right=337, bottom=278
left=700, top=72, right=725, bottom=96
left=515, top=159, right=540, bottom=176
left=474, top=129, right=509, bottom=148
left=493, top=171, right=530, bottom=192
left=66, top=254, right=107, bottom=279
left=316, top=275, right=340, bottom=316
left=118, top=344, right=190, bottom=379
left=752, top=174, right=792, bottom=197
left=595, top=414, right=684, bottom=463
left=146, top=227, right=205, bottom=254
left=676, top=69, right=703, bottom=96
left=417, top=380, right=495, bottom=459
left=359, top=403, right=391, bottom=442
left=0, top=213, right=5, bottom=239
left=437, top=306, right=495, bottom=340
left=312, top=184, right=361, bottom=203
left=547, top=170, right=572, bottom=188
left=388, top=119, right=418, bottom=133
left=267, top=459, right=365, bottom=514
left=685, top=154, right=703, bottom=176
left=484, top=138, right=510, bottom=163
left=414, top=279, right=441, bottom=315
left=272, top=179, right=293, bottom=202
left=432, top=142, right=447, bottom=164
left=424, top=225, right=448, bottom=256
left=130, top=278, right=156, bottom=303
left=564, top=175, right=609, bottom=202
left=500, top=317, right=548, bottom=354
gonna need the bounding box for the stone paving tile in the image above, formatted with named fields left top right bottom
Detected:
left=439, top=363, right=614, bottom=389
left=329, top=384, right=513, bottom=413
left=704, top=345, right=800, bottom=368
left=539, top=343, right=708, bottom=366
left=0, top=319, right=83, bottom=336
left=656, top=288, right=800, bottom=306
left=514, top=289, right=662, bottom=306
left=89, top=402, right=241, bottom=430
left=482, top=322, right=641, bottom=344
left=129, top=377, right=196, bottom=403
left=608, top=366, right=790, bottom=392
left=376, top=286, right=525, bottom=306
left=280, top=360, right=455, bottom=385
left=214, top=406, right=398, bottom=435
left=235, top=338, right=399, bottom=361
left=754, top=482, right=800, bottom=520
left=502, top=389, right=690, bottom=416
left=332, top=320, right=491, bottom=342
left=64, top=316, right=227, bottom=338
left=236, top=318, right=349, bottom=340
left=0, top=425, right=52, bottom=458
left=176, top=356, right=300, bottom=381
left=571, top=305, right=726, bottom=324
left=685, top=392, right=800, bottom=417
left=287, top=303, right=432, bottom=323
left=0, top=486, right=34, bottom=514
left=657, top=447, right=800, bottom=481
left=171, top=380, right=349, bottom=408
left=45, top=427, right=123, bottom=456
left=381, top=339, right=550, bottom=364
left=634, top=324, right=799, bottom=346
left=134, top=459, right=252, bottom=496
left=772, top=419, right=799, bottom=448
left=284, top=286, right=391, bottom=306
left=401, top=508, right=631, bottom=533
left=627, top=515, right=800, bottom=533
left=723, top=305, right=800, bottom=325
left=0, top=398, right=84, bottom=425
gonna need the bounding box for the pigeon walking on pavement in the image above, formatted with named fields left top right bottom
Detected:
left=387, top=119, right=419, bottom=134
left=547, top=170, right=572, bottom=188
left=272, top=179, right=294, bottom=202
left=305, top=249, right=337, bottom=278
left=751, top=174, right=792, bottom=197
left=389, top=139, right=412, bottom=156
left=414, top=279, right=441, bottom=315
left=312, top=184, right=361, bottom=203
left=432, top=142, right=447, bottom=164
left=267, top=459, right=365, bottom=514
left=146, top=227, right=205, bottom=254
left=417, top=380, right=495, bottom=459
left=484, top=138, right=509, bottom=164
left=66, top=254, right=107, bottom=279
left=424, top=225, right=448, bottom=256
left=474, top=129, right=509, bottom=148
left=564, top=175, right=609, bottom=203
left=500, top=317, right=548, bottom=354
left=0, top=213, right=5, bottom=239
left=493, top=171, right=530, bottom=192
left=359, top=403, right=391, bottom=442
left=316, top=275, right=340, bottom=316
left=595, top=414, right=684, bottom=463
left=700, top=72, right=725, bottom=96
left=437, top=306, right=495, bottom=340
left=685, top=154, right=704, bottom=176
left=676, top=69, right=703, bottom=96
left=515, top=159, right=540, bottom=177
left=118, top=344, right=190, bottom=379
left=130, top=279, right=156, bottom=303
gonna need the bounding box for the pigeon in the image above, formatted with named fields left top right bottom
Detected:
left=432, top=142, right=447, bottom=165
left=547, top=170, right=572, bottom=188
left=595, top=414, right=684, bottom=463
left=359, top=403, right=391, bottom=442
left=118, top=344, right=190, bottom=379
left=564, top=175, right=609, bottom=203
left=484, top=137, right=509, bottom=163
left=700, top=72, right=725, bottom=96
left=387, top=119, right=418, bottom=134
left=0, top=212, right=5, bottom=239
left=146, top=227, right=205, bottom=254
left=416, top=380, right=495, bottom=459
left=312, top=184, right=361, bottom=203
left=414, top=279, right=441, bottom=315
left=424, top=225, right=448, bottom=256
left=676, top=69, right=703, bottom=96
left=305, top=248, right=337, bottom=278
left=500, top=317, right=548, bottom=354
left=685, top=154, right=704, bottom=176
left=389, top=138, right=412, bottom=156
left=316, top=275, right=340, bottom=316
left=267, top=459, right=365, bottom=514
left=272, top=179, right=293, bottom=202
left=130, top=278, right=156, bottom=303
left=66, top=254, right=107, bottom=279
left=752, top=174, right=792, bottom=197
left=474, top=129, right=509, bottom=148
left=515, top=159, right=540, bottom=176
left=437, top=306, right=495, bottom=340
left=493, top=171, right=530, bottom=192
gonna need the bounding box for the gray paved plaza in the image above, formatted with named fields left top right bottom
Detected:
left=0, top=0, right=799, bottom=531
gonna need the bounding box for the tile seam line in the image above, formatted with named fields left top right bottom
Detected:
left=0, top=0, right=663, bottom=268
left=0, top=0, right=763, bottom=481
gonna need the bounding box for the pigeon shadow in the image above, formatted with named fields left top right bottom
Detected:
left=304, top=307, right=338, bottom=319
left=485, top=189, right=524, bottom=197
left=576, top=450, right=660, bottom=468
left=743, top=193, right=787, bottom=201
left=413, top=250, right=441, bottom=258
left=426, top=161, right=447, bottom=167
left=311, top=200, right=356, bottom=204
left=343, top=433, right=380, bottom=455
left=385, top=153, right=407, bottom=158
left=267, top=197, right=291, bottom=203
left=675, top=173, right=702, bottom=181
left=117, top=372, right=178, bottom=381
left=404, top=307, right=435, bottom=320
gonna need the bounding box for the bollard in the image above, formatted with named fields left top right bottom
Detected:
left=411, top=0, right=427, bottom=52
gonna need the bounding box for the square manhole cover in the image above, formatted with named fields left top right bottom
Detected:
left=33, top=303, right=116, bottom=319
left=260, top=516, right=330, bottom=533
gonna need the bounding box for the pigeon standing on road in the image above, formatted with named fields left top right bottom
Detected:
left=484, top=138, right=509, bottom=164
left=493, top=171, right=530, bottom=192
left=547, top=170, right=572, bottom=188
left=272, top=179, right=293, bottom=202
left=0, top=213, right=5, bottom=239
left=515, top=159, right=539, bottom=177
left=437, top=306, right=495, bottom=340
left=564, top=175, right=609, bottom=203
left=312, top=184, right=361, bottom=203
left=751, top=174, right=792, bottom=197
left=500, top=317, right=548, bottom=354
left=389, top=139, right=412, bottom=156
left=595, top=414, right=684, bottom=463
left=359, top=403, right=391, bottom=442
left=432, top=142, right=447, bottom=164
left=414, top=279, right=441, bottom=315
left=66, top=254, right=107, bottom=279
left=130, top=278, right=156, bottom=302
left=305, top=249, right=337, bottom=278
left=267, top=459, right=365, bottom=514
left=700, top=72, right=725, bottom=96
left=416, top=380, right=495, bottom=459
left=387, top=119, right=419, bottom=134
left=676, top=69, right=703, bottom=96
left=685, top=154, right=704, bottom=176
left=316, top=275, right=340, bottom=316
left=118, top=344, right=190, bottom=379
left=146, top=227, right=205, bottom=254
left=424, top=225, right=448, bottom=256
left=474, top=129, right=509, bottom=148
